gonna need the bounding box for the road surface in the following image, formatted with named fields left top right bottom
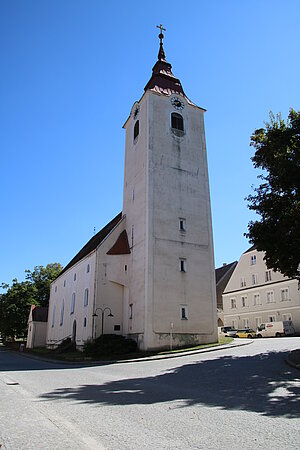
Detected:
left=0, top=338, right=299, bottom=449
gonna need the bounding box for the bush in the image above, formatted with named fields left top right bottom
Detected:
left=83, top=334, right=137, bottom=357
left=54, top=337, right=76, bottom=354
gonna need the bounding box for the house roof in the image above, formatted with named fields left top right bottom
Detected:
left=59, top=212, right=123, bottom=277
left=31, top=306, right=48, bottom=322
left=243, top=245, right=256, bottom=254
left=215, top=261, right=238, bottom=285
left=107, top=230, right=131, bottom=255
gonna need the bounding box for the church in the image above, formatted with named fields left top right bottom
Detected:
left=44, top=28, right=218, bottom=351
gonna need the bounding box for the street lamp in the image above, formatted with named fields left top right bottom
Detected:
left=92, top=307, right=114, bottom=341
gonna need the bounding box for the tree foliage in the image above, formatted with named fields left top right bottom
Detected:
left=0, top=263, right=62, bottom=340
left=245, top=109, right=300, bottom=279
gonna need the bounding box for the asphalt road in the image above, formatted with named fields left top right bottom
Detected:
left=0, top=338, right=299, bottom=450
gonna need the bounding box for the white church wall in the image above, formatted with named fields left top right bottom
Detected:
left=46, top=252, right=96, bottom=349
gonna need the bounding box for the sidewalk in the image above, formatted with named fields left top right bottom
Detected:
left=9, top=339, right=253, bottom=366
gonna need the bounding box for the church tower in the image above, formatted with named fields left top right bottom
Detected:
left=122, top=27, right=217, bottom=350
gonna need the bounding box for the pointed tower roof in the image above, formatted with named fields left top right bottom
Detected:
left=144, top=25, right=196, bottom=106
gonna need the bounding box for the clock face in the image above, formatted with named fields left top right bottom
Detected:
left=133, top=106, right=140, bottom=119
left=171, top=97, right=184, bottom=110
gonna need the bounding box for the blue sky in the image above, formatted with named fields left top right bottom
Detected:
left=1, top=0, right=299, bottom=287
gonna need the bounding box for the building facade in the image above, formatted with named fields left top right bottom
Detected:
left=45, top=31, right=217, bottom=351
left=223, top=247, right=300, bottom=332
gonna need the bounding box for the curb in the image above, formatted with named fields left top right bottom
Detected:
left=4, top=339, right=253, bottom=366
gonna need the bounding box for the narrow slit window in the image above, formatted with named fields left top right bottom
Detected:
left=134, top=120, right=139, bottom=140
left=171, top=113, right=184, bottom=131
left=180, top=305, right=188, bottom=320
left=179, top=258, right=187, bottom=272
left=179, top=218, right=186, bottom=232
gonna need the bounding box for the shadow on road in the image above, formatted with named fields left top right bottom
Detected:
left=39, top=351, right=300, bottom=418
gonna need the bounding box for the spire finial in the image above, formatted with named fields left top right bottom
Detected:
left=156, top=23, right=166, bottom=60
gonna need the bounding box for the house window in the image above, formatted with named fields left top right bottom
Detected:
left=283, top=313, right=292, bottom=321
left=231, top=319, right=237, bottom=329
left=280, top=288, right=289, bottom=301
left=51, top=303, right=56, bottom=328
left=240, top=277, right=246, bottom=288
left=83, top=317, right=87, bottom=327
left=114, top=325, right=121, bottom=331
left=179, top=218, right=186, bottom=232
left=87, top=264, right=90, bottom=273
left=180, top=305, right=188, bottom=320
left=73, top=273, right=76, bottom=281
left=134, top=120, right=139, bottom=140
left=252, top=274, right=258, bottom=285
left=55, top=286, right=57, bottom=293
left=171, top=112, right=184, bottom=131
left=241, top=296, right=248, bottom=307
left=266, top=291, right=275, bottom=303
left=59, top=299, right=64, bottom=326
left=83, top=288, right=89, bottom=307
left=255, top=317, right=262, bottom=328
left=253, top=294, right=261, bottom=305
left=179, top=258, right=187, bottom=272
left=231, top=298, right=237, bottom=309
left=63, top=280, right=66, bottom=287
left=70, top=293, right=76, bottom=314
left=251, top=255, right=257, bottom=265
left=243, top=318, right=249, bottom=328
left=129, top=303, right=133, bottom=319
left=265, top=270, right=272, bottom=282
left=268, top=315, right=276, bottom=323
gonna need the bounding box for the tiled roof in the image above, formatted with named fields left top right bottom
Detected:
left=215, top=261, right=238, bottom=284
left=243, top=245, right=256, bottom=254
left=59, top=212, right=122, bottom=277
left=107, top=230, right=131, bottom=255
left=32, top=306, right=48, bottom=322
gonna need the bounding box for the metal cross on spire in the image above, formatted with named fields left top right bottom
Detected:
left=156, top=23, right=166, bottom=43
left=156, top=24, right=166, bottom=60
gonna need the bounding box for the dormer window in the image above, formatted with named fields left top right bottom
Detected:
left=134, top=120, right=139, bottom=141
left=171, top=112, right=184, bottom=131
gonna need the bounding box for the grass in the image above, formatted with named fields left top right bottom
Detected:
left=21, top=336, right=233, bottom=362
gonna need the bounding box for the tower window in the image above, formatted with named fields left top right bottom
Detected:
left=171, top=113, right=184, bottom=131
left=134, top=120, right=139, bottom=140
left=87, top=264, right=90, bottom=273
left=129, top=303, right=133, bottom=319
left=180, top=305, right=188, bottom=320
left=179, top=258, right=187, bottom=273
left=179, top=218, right=186, bottom=232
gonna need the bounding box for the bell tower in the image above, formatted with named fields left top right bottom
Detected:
left=122, top=27, right=217, bottom=350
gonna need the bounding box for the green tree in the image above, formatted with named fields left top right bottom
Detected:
left=245, top=109, right=300, bottom=279
left=0, top=280, right=38, bottom=340
left=25, top=263, right=63, bottom=306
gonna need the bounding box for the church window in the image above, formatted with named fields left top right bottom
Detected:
left=179, top=258, right=187, bottom=272
left=180, top=305, right=188, bottom=320
left=59, top=299, right=64, bottom=326
left=134, top=120, right=139, bottom=141
left=83, top=317, right=87, bottom=327
left=55, top=286, right=57, bottom=293
left=131, top=225, right=134, bottom=246
left=87, top=264, right=90, bottom=273
left=70, top=293, right=76, bottom=314
left=64, top=280, right=66, bottom=287
left=179, top=218, right=186, bottom=232
left=84, top=288, right=89, bottom=307
left=132, top=189, right=135, bottom=202
left=171, top=112, right=184, bottom=131
left=73, top=273, right=76, bottom=281
left=51, top=303, right=56, bottom=328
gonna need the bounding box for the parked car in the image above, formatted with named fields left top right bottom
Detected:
left=218, top=326, right=237, bottom=337
left=256, top=321, right=295, bottom=338
left=235, top=328, right=256, bottom=338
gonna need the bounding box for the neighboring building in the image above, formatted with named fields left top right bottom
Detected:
left=46, top=29, right=217, bottom=351
left=215, top=261, right=237, bottom=326
left=26, top=306, right=48, bottom=348
left=223, top=246, right=300, bottom=332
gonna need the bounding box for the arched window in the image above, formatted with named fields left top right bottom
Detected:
left=171, top=113, right=184, bottom=131
left=60, top=299, right=64, bottom=326
left=87, top=264, right=90, bottom=273
left=70, top=293, right=75, bottom=314
left=51, top=303, right=56, bottom=328
left=134, top=120, right=139, bottom=140
left=73, top=273, right=76, bottom=281
left=83, top=288, right=89, bottom=307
